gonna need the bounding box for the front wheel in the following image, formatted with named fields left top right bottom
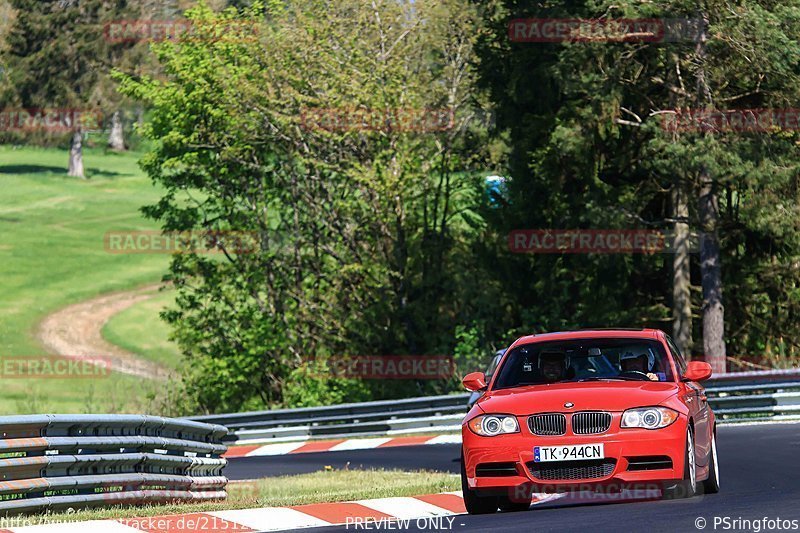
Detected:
left=461, top=454, right=498, bottom=515
left=701, top=430, right=720, bottom=494
left=664, top=427, right=698, bottom=500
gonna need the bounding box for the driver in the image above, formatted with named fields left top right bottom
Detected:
left=620, top=351, right=664, bottom=381
left=539, top=351, right=569, bottom=382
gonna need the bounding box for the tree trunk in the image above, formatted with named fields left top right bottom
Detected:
left=108, top=110, right=126, bottom=151
left=68, top=130, right=85, bottom=178
left=672, top=183, right=693, bottom=356
left=698, top=172, right=726, bottom=373
left=693, top=13, right=726, bottom=373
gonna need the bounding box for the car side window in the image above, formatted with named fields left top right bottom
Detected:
left=666, top=336, right=688, bottom=375
left=486, top=352, right=503, bottom=379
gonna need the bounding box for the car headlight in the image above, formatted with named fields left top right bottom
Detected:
left=621, top=407, right=679, bottom=429
left=467, top=414, right=520, bottom=436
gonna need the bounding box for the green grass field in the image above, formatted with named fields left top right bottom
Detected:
left=0, top=144, right=178, bottom=414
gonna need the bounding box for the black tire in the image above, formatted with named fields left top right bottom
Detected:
left=461, top=455, right=498, bottom=515
left=664, top=426, right=698, bottom=500
left=701, top=430, right=720, bottom=494
left=497, top=493, right=531, bottom=512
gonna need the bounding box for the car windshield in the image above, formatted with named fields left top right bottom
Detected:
left=492, top=338, right=674, bottom=390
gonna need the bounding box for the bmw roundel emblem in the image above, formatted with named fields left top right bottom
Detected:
left=564, top=402, right=574, bottom=409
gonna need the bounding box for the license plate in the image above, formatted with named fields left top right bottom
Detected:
left=534, top=444, right=604, bottom=462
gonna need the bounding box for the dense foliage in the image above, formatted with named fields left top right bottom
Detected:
left=115, top=0, right=501, bottom=412
left=4, top=0, right=800, bottom=412
left=471, top=0, right=800, bottom=370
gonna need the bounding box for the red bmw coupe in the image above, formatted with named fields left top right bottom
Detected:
left=460, top=329, right=720, bottom=514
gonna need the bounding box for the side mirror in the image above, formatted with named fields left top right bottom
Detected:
left=462, top=372, right=488, bottom=392
left=683, top=361, right=713, bottom=382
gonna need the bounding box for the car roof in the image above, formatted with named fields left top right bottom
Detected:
left=509, top=328, right=663, bottom=349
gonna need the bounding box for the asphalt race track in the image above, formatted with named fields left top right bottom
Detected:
left=225, top=444, right=460, bottom=479
left=227, top=423, right=800, bottom=532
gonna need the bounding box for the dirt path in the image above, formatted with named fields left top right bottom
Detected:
left=37, top=284, right=172, bottom=380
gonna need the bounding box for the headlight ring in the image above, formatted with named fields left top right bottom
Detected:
left=467, top=414, right=520, bottom=436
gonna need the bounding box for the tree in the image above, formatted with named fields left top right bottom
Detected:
left=3, top=1, right=104, bottom=175
left=642, top=3, right=800, bottom=371
left=472, top=0, right=800, bottom=371
left=1, top=0, right=152, bottom=169
left=0, top=1, right=13, bottom=51
left=471, top=0, right=673, bottom=342
left=117, top=0, right=492, bottom=412
left=107, top=110, right=125, bottom=150
left=0, top=2, right=12, bottom=94
left=672, top=184, right=693, bottom=355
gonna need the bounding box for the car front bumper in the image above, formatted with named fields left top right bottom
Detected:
left=462, top=412, right=687, bottom=494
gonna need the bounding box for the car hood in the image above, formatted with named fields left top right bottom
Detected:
left=476, top=381, right=679, bottom=414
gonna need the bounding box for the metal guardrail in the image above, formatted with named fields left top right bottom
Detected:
left=704, top=380, right=800, bottom=422
left=188, top=395, right=470, bottom=444
left=0, top=415, right=229, bottom=515
left=188, top=369, right=800, bottom=445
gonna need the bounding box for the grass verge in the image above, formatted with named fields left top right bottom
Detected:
left=3, top=469, right=460, bottom=526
